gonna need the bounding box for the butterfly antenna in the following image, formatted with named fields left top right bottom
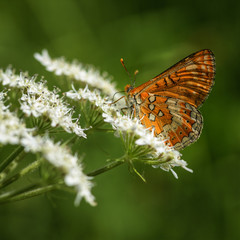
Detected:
left=121, top=58, right=139, bottom=86
left=133, top=69, right=139, bottom=87
left=120, top=58, right=132, bottom=80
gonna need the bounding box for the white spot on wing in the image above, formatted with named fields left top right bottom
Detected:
left=136, top=97, right=142, bottom=104
left=163, top=124, right=171, bottom=132
left=148, top=104, right=155, bottom=111
left=174, top=142, right=182, bottom=150
left=158, top=110, right=164, bottom=117
left=186, top=65, right=197, bottom=71
left=149, top=96, right=156, bottom=103
left=149, top=113, right=156, bottom=121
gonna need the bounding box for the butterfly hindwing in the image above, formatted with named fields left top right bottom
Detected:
left=138, top=95, right=203, bottom=150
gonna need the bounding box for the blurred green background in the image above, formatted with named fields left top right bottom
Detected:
left=0, top=0, right=240, bottom=239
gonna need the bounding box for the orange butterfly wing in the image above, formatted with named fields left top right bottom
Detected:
left=126, top=49, right=215, bottom=150
left=138, top=96, right=203, bottom=150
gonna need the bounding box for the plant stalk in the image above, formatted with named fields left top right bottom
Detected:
left=87, top=160, right=125, bottom=177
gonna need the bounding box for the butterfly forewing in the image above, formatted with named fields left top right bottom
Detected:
left=126, top=49, right=215, bottom=150
left=131, top=49, right=215, bottom=108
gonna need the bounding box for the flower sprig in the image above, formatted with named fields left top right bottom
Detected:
left=0, top=92, right=95, bottom=206
left=0, top=69, right=86, bottom=137
left=34, top=50, right=117, bottom=97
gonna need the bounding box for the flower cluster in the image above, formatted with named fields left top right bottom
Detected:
left=0, top=92, right=95, bottom=206
left=34, top=50, right=118, bottom=97
left=0, top=69, right=86, bottom=138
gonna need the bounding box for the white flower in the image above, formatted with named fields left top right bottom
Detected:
left=0, top=97, right=27, bottom=144
left=0, top=92, right=95, bottom=206
left=34, top=50, right=118, bottom=97
left=39, top=137, right=96, bottom=206
left=0, top=69, right=86, bottom=138
left=157, top=150, right=193, bottom=179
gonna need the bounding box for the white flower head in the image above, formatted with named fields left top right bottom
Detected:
left=34, top=50, right=118, bottom=97
left=0, top=69, right=86, bottom=138
left=0, top=91, right=95, bottom=206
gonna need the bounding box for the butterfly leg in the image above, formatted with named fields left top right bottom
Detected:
left=110, top=95, right=126, bottom=105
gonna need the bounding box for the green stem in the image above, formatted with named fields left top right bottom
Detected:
left=87, top=159, right=125, bottom=177
left=0, top=159, right=42, bottom=189
left=0, top=150, right=26, bottom=182
left=138, top=154, right=173, bottom=165
left=94, top=128, right=114, bottom=132
left=131, top=146, right=150, bottom=156
left=62, top=134, right=78, bottom=147
left=0, top=183, right=59, bottom=204
left=0, top=158, right=126, bottom=204
left=0, top=146, right=24, bottom=173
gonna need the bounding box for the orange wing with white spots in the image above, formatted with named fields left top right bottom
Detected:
left=126, top=49, right=215, bottom=150
left=130, top=49, right=215, bottom=108
left=138, top=96, right=203, bottom=150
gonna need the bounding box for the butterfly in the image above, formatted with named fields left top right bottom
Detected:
left=124, top=49, right=215, bottom=150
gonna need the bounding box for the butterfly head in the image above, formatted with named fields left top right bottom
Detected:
left=124, top=84, right=134, bottom=93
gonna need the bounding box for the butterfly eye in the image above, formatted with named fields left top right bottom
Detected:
left=124, top=84, right=133, bottom=93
